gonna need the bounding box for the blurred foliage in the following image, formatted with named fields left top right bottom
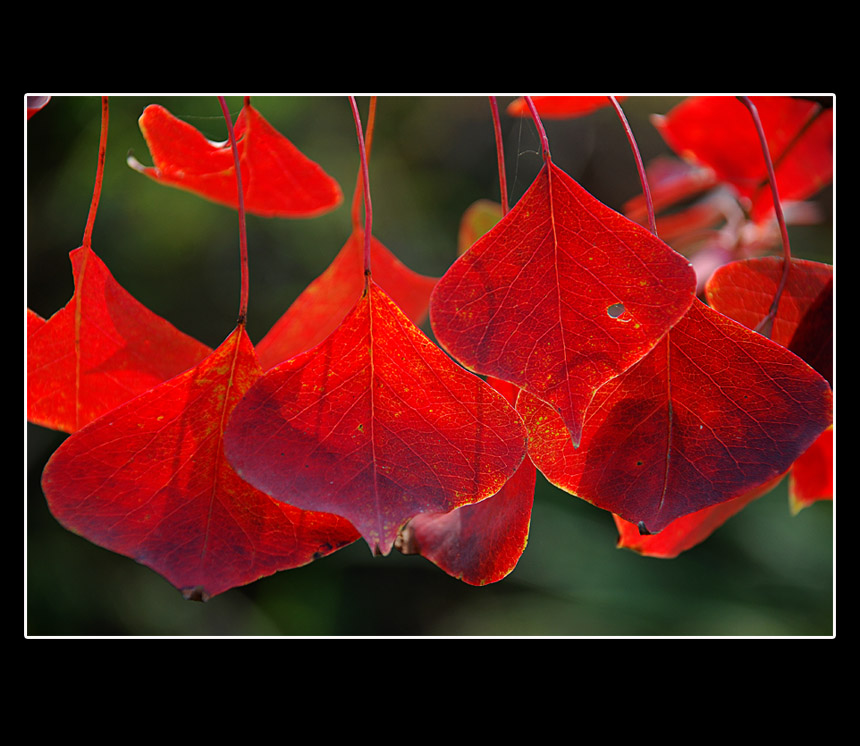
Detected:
left=25, top=95, right=833, bottom=637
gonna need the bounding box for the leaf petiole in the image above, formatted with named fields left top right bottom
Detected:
left=608, top=96, right=657, bottom=236
left=349, top=96, right=374, bottom=286
left=523, top=95, right=551, bottom=163
left=737, top=96, right=792, bottom=338
left=217, top=96, right=249, bottom=326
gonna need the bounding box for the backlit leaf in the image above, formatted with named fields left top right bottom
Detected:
left=519, top=299, right=833, bottom=534
left=705, top=257, right=833, bottom=385
left=225, top=280, right=528, bottom=556
left=27, top=246, right=211, bottom=433
left=789, top=426, right=833, bottom=514
left=506, top=96, right=623, bottom=119
left=41, top=325, right=359, bottom=600
left=613, top=472, right=785, bottom=558
left=396, top=377, right=535, bottom=585
left=705, top=258, right=834, bottom=514
left=27, top=95, right=51, bottom=119
left=129, top=101, right=342, bottom=218
left=653, top=96, right=833, bottom=222
left=430, top=160, right=696, bottom=446
left=255, top=228, right=437, bottom=370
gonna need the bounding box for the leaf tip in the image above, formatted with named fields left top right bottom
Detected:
left=126, top=151, right=153, bottom=176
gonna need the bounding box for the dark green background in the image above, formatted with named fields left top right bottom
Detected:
left=26, top=95, right=833, bottom=636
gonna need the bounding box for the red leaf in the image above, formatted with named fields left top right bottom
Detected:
left=613, top=471, right=785, bottom=558
left=41, top=326, right=359, bottom=600
left=27, top=246, right=211, bottom=433
left=705, top=257, right=833, bottom=385
left=129, top=102, right=342, bottom=218
left=397, top=452, right=535, bottom=585
left=27, top=307, right=46, bottom=335
left=27, top=95, right=51, bottom=119
left=623, top=156, right=719, bottom=226
left=396, top=377, right=535, bottom=585
left=518, top=299, right=833, bottom=534
left=430, top=160, right=696, bottom=446
left=706, top=257, right=834, bottom=516
left=506, top=96, right=623, bottom=119
left=457, top=199, right=504, bottom=257
left=653, top=96, right=833, bottom=222
left=225, top=280, right=528, bottom=556
left=255, top=228, right=437, bottom=370
left=789, top=426, right=833, bottom=513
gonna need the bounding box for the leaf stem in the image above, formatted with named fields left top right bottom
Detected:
left=350, top=96, right=377, bottom=231
left=523, top=96, right=551, bottom=162
left=489, top=97, right=509, bottom=214
left=82, top=96, right=109, bottom=249
left=218, top=96, right=249, bottom=325
left=608, top=96, right=657, bottom=236
left=75, top=95, right=110, bottom=431
left=349, top=96, right=374, bottom=283
left=737, top=96, right=792, bottom=337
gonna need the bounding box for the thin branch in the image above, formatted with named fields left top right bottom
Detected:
left=489, top=97, right=509, bottom=214
left=608, top=96, right=657, bottom=236
left=349, top=96, right=374, bottom=283
left=218, top=96, right=249, bottom=325
left=738, top=96, right=792, bottom=337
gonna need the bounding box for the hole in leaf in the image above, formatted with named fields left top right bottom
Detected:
left=607, top=302, right=625, bottom=318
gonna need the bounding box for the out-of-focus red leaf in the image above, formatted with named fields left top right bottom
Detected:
left=27, top=95, right=51, bottom=119
left=430, top=160, right=696, bottom=447
left=225, top=280, right=528, bottom=556
left=27, top=246, right=211, bottom=433
left=506, top=96, right=623, bottom=119
left=653, top=96, right=833, bottom=222
left=789, top=426, right=833, bottom=513
left=41, top=325, right=359, bottom=600
left=396, top=377, right=535, bottom=585
left=255, top=228, right=437, bottom=370
left=613, top=471, right=785, bottom=558
left=518, top=299, right=833, bottom=534
left=705, top=257, right=833, bottom=385
left=457, top=199, right=504, bottom=257
left=129, top=102, right=342, bottom=218
left=623, top=156, right=718, bottom=225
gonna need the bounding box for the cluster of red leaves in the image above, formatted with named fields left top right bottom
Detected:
left=27, top=95, right=834, bottom=600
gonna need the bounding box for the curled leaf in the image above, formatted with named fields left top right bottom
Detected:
left=129, top=101, right=342, bottom=218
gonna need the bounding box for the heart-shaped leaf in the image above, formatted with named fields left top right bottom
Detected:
left=519, top=299, right=832, bottom=534
left=225, top=280, right=528, bottom=556
left=41, top=325, right=359, bottom=600
left=430, top=160, right=696, bottom=446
